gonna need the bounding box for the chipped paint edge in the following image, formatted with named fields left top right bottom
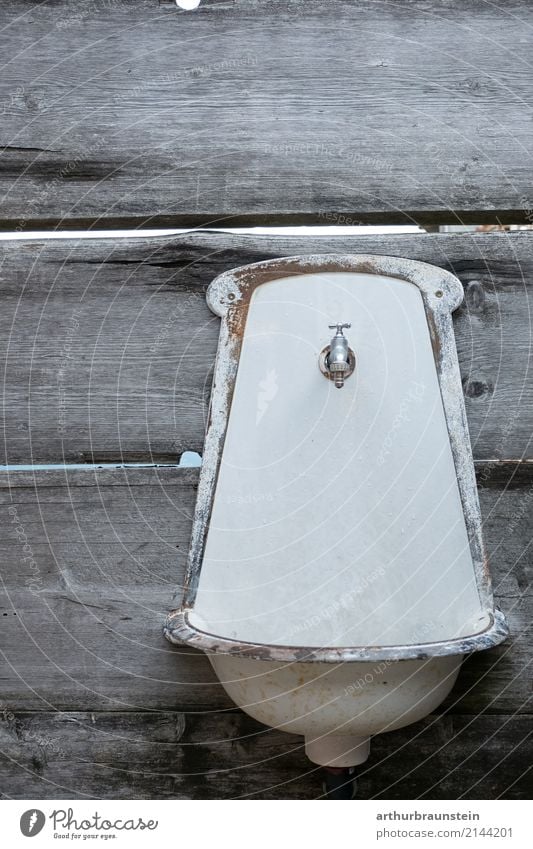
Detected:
left=165, top=608, right=508, bottom=662
left=165, top=254, right=509, bottom=663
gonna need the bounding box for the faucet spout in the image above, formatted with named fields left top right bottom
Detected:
left=327, top=323, right=352, bottom=388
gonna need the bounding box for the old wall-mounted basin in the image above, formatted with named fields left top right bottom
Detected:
left=165, top=255, right=508, bottom=771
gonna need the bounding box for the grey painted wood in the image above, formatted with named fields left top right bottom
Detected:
left=1, top=1, right=533, bottom=228
left=0, top=467, right=223, bottom=711
left=0, top=466, right=530, bottom=715
left=1, top=231, right=532, bottom=464
left=0, top=711, right=530, bottom=799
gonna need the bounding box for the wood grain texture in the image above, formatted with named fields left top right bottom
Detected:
left=0, top=711, right=530, bottom=799
left=0, top=466, right=530, bottom=716
left=1, top=231, right=532, bottom=464
left=1, top=0, right=533, bottom=228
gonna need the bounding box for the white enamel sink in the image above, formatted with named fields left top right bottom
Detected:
left=166, top=255, right=508, bottom=767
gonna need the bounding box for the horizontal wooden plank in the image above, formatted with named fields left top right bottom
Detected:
left=0, top=467, right=222, bottom=711
left=1, top=1, right=533, bottom=227
left=0, top=466, right=530, bottom=714
left=1, top=231, right=533, bottom=463
left=0, top=711, right=530, bottom=799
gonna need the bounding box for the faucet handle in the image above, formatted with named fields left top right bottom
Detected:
left=328, top=322, right=351, bottom=335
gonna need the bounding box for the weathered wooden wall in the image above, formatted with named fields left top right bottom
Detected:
left=1, top=233, right=531, bottom=798
left=0, top=0, right=532, bottom=801
left=1, top=0, right=533, bottom=229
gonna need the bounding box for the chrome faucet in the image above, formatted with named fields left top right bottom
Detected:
left=327, top=323, right=352, bottom=388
